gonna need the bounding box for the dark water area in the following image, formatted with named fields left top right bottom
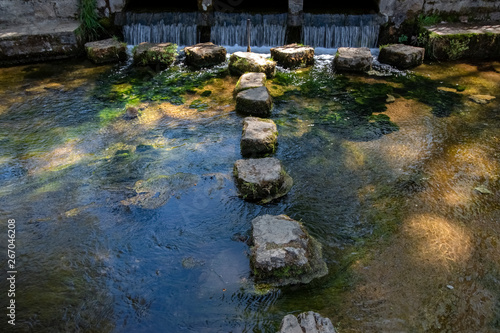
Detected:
left=0, top=55, right=499, bottom=332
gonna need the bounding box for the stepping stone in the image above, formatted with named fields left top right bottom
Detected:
left=469, top=94, right=496, bottom=104
left=234, top=72, right=266, bottom=95
left=233, top=158, right=292, bottom=203
left=270, top=43, right=315, bottom=68
left=241, top=117, right=278, bottom=157
left=235, top=87, right=273, bottom=117
left=250, top=214, right=328, bottom=286
left=184, top=42, right=226, bottom=68
left=229, top=52, right=276, bottom=78
left=334, top=47, right=372, bottom=72
left=85, top=38, right=127, bottom=64
left=279, top=312, right=336, bottom=333
left=133, top=42, right=177, bottom=68
left=378, top=44, right=425, bottom=69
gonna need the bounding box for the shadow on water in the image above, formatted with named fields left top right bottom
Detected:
left=0, top=57, right=498, bottom=332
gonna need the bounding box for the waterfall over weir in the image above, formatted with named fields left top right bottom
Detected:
left=122, top=12, right=383, bottom=48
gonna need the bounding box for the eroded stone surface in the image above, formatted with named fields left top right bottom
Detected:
left=235, top=87, right=273, bottom=117
left=85, top=38, right=127, bottom=64
left=334, top=47, right=372, bottom=72
left=270, top=43, right=314, bottom=68
left=233, top=158, right=292, bottom=203
left=184, top=42, right=226, bottom=68
left=229, top=52, right=276, bottom=78
left=250, top=215, right=328, bottom=286
left=234, top=72, right=266, bottom=95
left=279, top=312, right=336, bottom=333
left=241, top=117, right=278, bottom=157
left=378, top=44, right=425, bottom=69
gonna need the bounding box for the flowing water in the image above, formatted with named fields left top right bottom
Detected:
left=0, top=55, right=499, bottom=333
left=122, top=12, right=381, bottom=48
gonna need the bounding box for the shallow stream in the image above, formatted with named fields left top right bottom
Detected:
left=0, top=54, right=499, bottom=332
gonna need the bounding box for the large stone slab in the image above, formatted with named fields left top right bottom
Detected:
left=0, top=21, right=81, bottom=66
left=184, top=42, right=226, bottom=68
left=234, top=72, right=266, bottom=95
left=233, top=158, right=292, bottom=203
left=279, top=312, right=336, bottom=333
left=229, top=52, right=276, bottom=78
left=85, top=38, right=127, bottom=64
left=270, top=43, right=314, bottom=68
left=334, top=47, right=372, bottom=72
left=235, top=87, right=273, bottom=118
left=250, top=214, right=328, bottom=286
left=378, top=44, right=425, bottom=69
left=133, top=42, right=177, bottom=68
left=241, top=117, right=278, bottom=157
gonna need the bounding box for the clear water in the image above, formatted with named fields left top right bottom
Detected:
left=0, top=56, right=499, bottom=333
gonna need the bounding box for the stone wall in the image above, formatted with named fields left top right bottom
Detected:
left=379, top=0, right=500, bottom=26
left=0, top=0, right=80, bottom=26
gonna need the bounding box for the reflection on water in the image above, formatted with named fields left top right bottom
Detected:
left=0, top=57, right=499, bottom=332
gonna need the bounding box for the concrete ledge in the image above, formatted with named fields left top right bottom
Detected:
left=0, top=21, right=82, bottom=66
left=426, top=23, right=500, bottom=60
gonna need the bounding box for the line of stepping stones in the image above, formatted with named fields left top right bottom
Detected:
left=85, top=38, right=427, bottom=71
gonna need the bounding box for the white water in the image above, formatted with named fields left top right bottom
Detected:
left=122, top=12, right=383, bottom=48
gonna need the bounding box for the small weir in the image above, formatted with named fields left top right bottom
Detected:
left=121, top=11, right=384, bottom=48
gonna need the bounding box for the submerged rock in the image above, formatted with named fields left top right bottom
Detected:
left=250, top=215, right=328, bottom=286
left=229, top=52, right=276, bottom=78
left=270, top=43, right=315, bottom=68
left=235, top=87, right=273, bottom=118
left=334, top=47, right=372, bottom=72
left=241, top=117, right=278, bottom=157
left=378, top=44, right=425, bottom=69
left=133, top=42, right=177, bottom=68
left=121, top=173, right=199, bottom=209
left=233, top=158, right=292, bottom=203
left=234, top=72, right=267, bottom=95
left=184, top=42, right=226, bottom=68
left=279, top=311, right=336, bottom=333
left=469, top=94, right=496, bottom=104
left=124, top=106, right=139, bottom=119
left=85, top=38, right=127, bottom=64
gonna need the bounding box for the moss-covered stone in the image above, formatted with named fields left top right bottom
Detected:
left=378, top=44, right=425, bottom=69
left=184, top=42, right=226, bottom=68
left=235, top=87, right=273, bottom=117
left=270, top=43, right=315, bottom=69
left=240, top=117, right=278, bottom=157
left=85, top=38, right=127, bottom=64
left=229, top=52, right=276, bottom=78
left=250, top=214, right=328, bottom=286
left=133, top=42, right=178, bottom=68
left=233, top=158, right=292, bottom=204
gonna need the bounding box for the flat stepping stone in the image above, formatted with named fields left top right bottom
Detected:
left=229, top=52, right=276, bottom=78
left=279, top=312, right=336, bottom=333
left=250, top=215, right=328, bottom=286
left=334, top=47, right=372, bottom=72
left=133, top=42, right=177, bottom=68
left=233, top=158, right=292, bottom=203
left=241, top=117, right=278, bottom=157
left=234, top=72, right=266, bottom=95
left=378, top=44, right=425, bottom=69
left=85, top=38, right=127, bottom=64
left=235, top=87, right=273, bottom=117
left=270, top=43, right=314, bottom=68
left=469, top=94, right=496, bottom=104
left=184, top=42, right=226, bottom=68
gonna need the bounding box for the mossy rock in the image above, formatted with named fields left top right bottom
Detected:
left=85, top=38, right=127, bottom=64
left=250, top=214, right=328, bottom=286
left=233, top=158, right=292, bottom=204
left=133, top=42, right=178, bottom=68
left=240, top=117, right=278, bottom=157
left=270, top=43, right=315, bottom=69
left=229, top=52, right=276, bottom=78
left=235, top=87, right=273, bottom=118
